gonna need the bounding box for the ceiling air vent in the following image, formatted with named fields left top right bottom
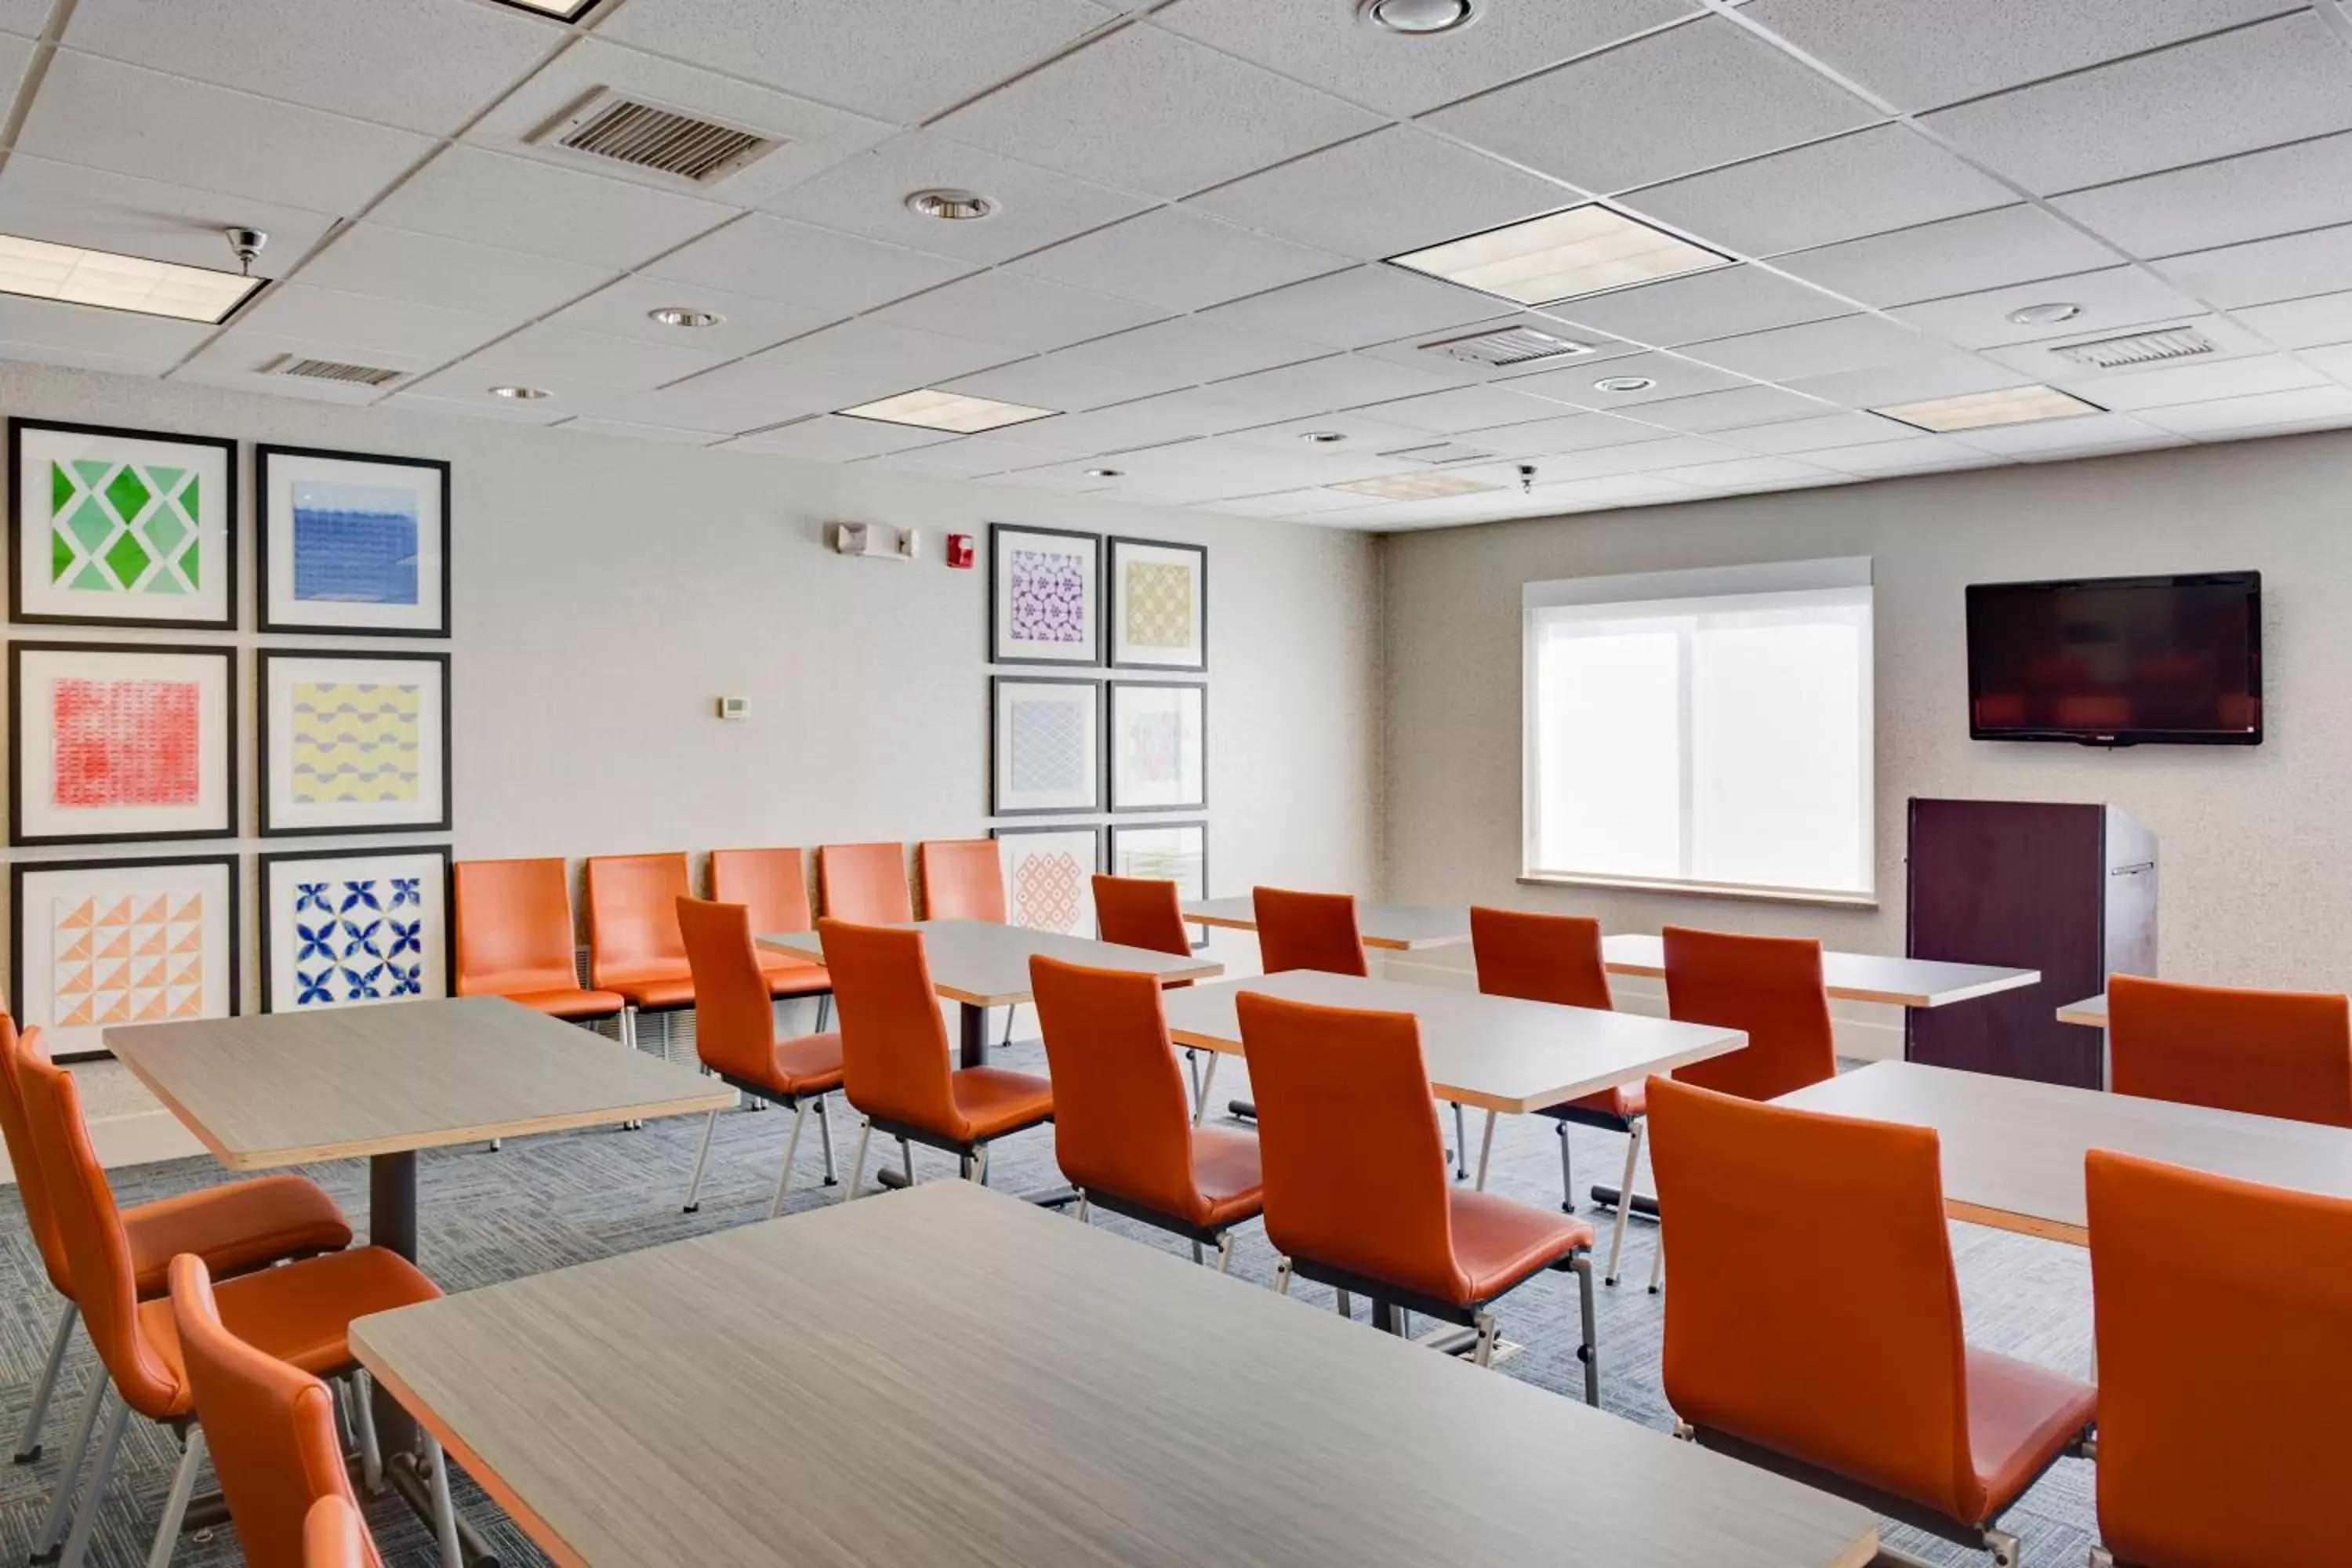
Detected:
left=1378, top=441, right=1500, bottom=466
left=263, top=354, right=404, bottom=388
left=2051, top=325, right=2219, bottom=371
left=1421, top=325, right=1594, bottom=368
left=530, top=89, right=781, bottom=186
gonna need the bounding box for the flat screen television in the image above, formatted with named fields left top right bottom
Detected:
left=1965, top=571, right=2262, bottom=746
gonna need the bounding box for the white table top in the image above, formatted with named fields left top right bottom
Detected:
left=1160, top=971, right=1744, bottom=1116
left=1181, top=896, right=1471, bottom=952
left=759, top=918, right=1221, bottom=1007
left=1599, top=934, right=2038, bottom=1009
left=1777, top=1060, right=2352, bottom=1244
left=2056, top=993, right=2108, bottom=1027
left=351, top=1181, right=1877, bottom=1568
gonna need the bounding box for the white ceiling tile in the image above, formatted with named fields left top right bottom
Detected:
left=1628, top=383, right=1834, bottom=432
left=1453, top=412, right=1683, bottom=457
left=1682, top=312, right=1944, bottom=380
left=1352, top=383, right=1576, bottom=434
left=1977, top=314, right=2276, bottom=381
left=0, top=292, right=212, bottom=363
left=1715, top=411, right=1920, bottom=453
left=1356, top=312, right=1646, bottom=383
left=64, top=0, right=554, bottom=136
left=1624, top=125, right=2013, bottom=256
left=939, top=352, right=1174, bottom=414
left=295, top=223, right=616, bottom=320
left=1218, top=411, right=1438, bottom=456
left=1007, top=206, right=1349, bottom=311
left=1537, top=434, right=1753, bottom=478
left=1546, top=264, right=1850, bottom=347
left=1740, top=0, right=2300, bottom=112
left=450, top=322, right=727, bottom=393
left=231, top=282, right=513, bottom=362
left=2060, top=352, right=2327, bottom=411
left=750, top=318, right=1017, bottom=402
left=468, top=38, right=894, bottom=206
left=2234, top=289, right=2352, bottom=350
left=2137, top=385, right=2352, bottom=436
left=759, top=132, right=1149, bottom=263
left=543, top=274, right=839, bottom=357
left=1771, top=205, right=2125, bottom=307
left=2152, top=223, right=2352, bottom=309
left=1507, top=349, right=1751, bottom=407
left=1525, top=474, right=1706, bottom=511
left=2052, top=130, right=2352, bottom=262
left=593, top=354, right=877, bottom=434
left=0, top=0, right=45, bottom=34
left=596, top=0, right=1114, bottom=123
left=986, top=459, right=1126, bottom=495
left=368, top=146, right=734, bottom=269
left=0, top=154, right=338, bottom=274
left=1152, top=0, right=1694, bottom=118
left=383, top=387, right=608, bottom=426
left=1652, top=454, right=1839, bottom=488
left=935, top=23, right=1381, bottom=199
left=1207, top=487, right=1383, bottom=518
left=1944, top=411, right=2174, bottom=456
left=1057, top=315, right=1325, bottom=396
left=16, top=50, right=434, bottom=215
left=1199, top=266, right=1501, bottom=350
left=863, top=433, right=1093, bottom=475
left=1004, top=386, right=1271, bottom=452
left=1205, top=354, right=1467, bottom=419
left=1922, top=15, right=2352, bottom=196
left=1186, top=126, right=1580, bottom=260
left=1804, top=435, right=1998, bottom=474
left=1890, top=267, right=2208, bottom=350
left=726, top=415, right=964, bottom=460
left=559, top=418, right=731, bottom=446
left=1785, top=352, right=2028, bottom=408
left=1425, top=16, right=1876, bottom=194
left=175, top=330, right=408, bottom=402
left=867, top=270, right=1165, bottom=353
left=0, top=31, right=34, bottom=129
left=642, top=215, right=975, bottom=313
left=2292, top=340, right=2352, bottom=381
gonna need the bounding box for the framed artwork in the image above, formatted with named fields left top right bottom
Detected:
left=9, top=642, right=237, bottom=847
left=259, top=845, right=452, bottom=1013
left=10, top=419, right=237, bottom=630
left=11, top=855, right=237, bottom=1059
left=989, top=523, right=1099, bottom=666
left=256, top=444, right=450, bottom=636
left=993, top=825, right=1102, bottom=940
left=258, top=649, right=452, bottom=837
left=991, top=675, right=1102, bottom=816
left=1109, top=821, right=1209, bottom=950
left=1108, top=536, right=1207, bottom=671
left=1108, top=680, right=1207, bottom=813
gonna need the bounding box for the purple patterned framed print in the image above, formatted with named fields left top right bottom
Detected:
left=1108, top=681, right=1206, bottom=813
left=991, top=676, right=1102, bottom=816
left=989, top=524, right=1100, bottom=667
left=258, top=844, right=452, bottom=1014
left=991, top=826, right=1102, bottom=940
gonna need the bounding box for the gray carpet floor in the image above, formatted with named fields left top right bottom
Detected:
left=0, top=1036, right=2100, bottom=1566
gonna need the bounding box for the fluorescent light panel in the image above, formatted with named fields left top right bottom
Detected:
left=1390, top=205, right=1731, bottom=307
left=1874, top=384, right=2103, bottom=433
left=0, top=233, right=261, bottom=324
left=1328, top=471, right=1500, bottom=502
left=838, top=388, right=1058, bottom=434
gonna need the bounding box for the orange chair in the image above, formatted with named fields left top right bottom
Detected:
left=586, top=852, right=698, bottom=1051
left=2107, top=973, right=2352, bottom=1127
left=1030, top=956, right=1262, bottom=1268
left=169, top=1254, right=396, bottom=1568
left=0, top=1018, right=350, bottom=1476
left=1094, top=873, right=1210, bottom=1107
left=919, top=838, right=1023, bottom=1051
left=817, top=842, right=912, bottom=924
left=1236, top=990, right=1599, bottom=1397
left=819, top=919, right=1053, bottom=1196
left=1646, top=1076, right=2093, bottom=1568
left=709, top=847, right=837, bottom=1014
left=452, top=857, right=625, bottom=1024
left=2086, top=1150, right=2350, bottom=1568
left=20, top=1050, right=444, bottom=1568
left=305, top=1497, right=378, bottom=1568
left=676, top=896, right=846, bottom=1217
left=1252, top=886, right=1367, bottom=978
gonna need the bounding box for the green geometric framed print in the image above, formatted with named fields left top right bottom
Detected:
left=10, top=419, right=237, bottom=630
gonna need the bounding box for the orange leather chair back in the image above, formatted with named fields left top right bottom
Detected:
left=452, top=858, right=581, bottom=996
left=917, top=840, right=1007, bottom=922
left=17, top=1046, right=180, bottom=1418
left=1252, top=887, right=1367, bottom=978
left=818, top=843, right=912, bottom=924
left=1236, top=991, right=1463, bottom=1301
left=1030, top=956, right=1196, bottom=1218
left=708, top=848, right=812, bottom=936
left=584, top=853, right=691, bottom=986
left=2087, top=1149, right=2352, bottom=1566
left=170, top=1254, right=370, bottom=1568
left=0, top=1018, right=73, bottom=1294
left=1646, top=1075, right=1982, bottom=1522
left=1662, top=926, right=1836, bottom=1102
left=1470, top=906, right=1612, bottom=1010
left=303, top=1497, right=379, bottom=1568
left=677, top=897, right=778, bottom=1083
left=1092, top=875, right=1193, bottom=958
left=2107, top=973, right=2352, bottom=1127
left=818, top=919, right=954, bottom=1131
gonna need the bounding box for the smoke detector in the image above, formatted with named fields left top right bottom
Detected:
left=1359, top=0, right=1481, bottom=34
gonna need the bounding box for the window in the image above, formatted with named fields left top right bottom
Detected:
left=1523, top=557, right=1875, bottom=903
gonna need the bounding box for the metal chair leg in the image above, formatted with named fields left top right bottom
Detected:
left=768, top=1102, right=810, bottom=1219
left=424, top=1433, right=463, bottom=1568
left=1472, top=1311, right=1499, bottom=1368
left=1648, top=1228, right=1665, bottom=1294
left=1073, top=1190, right=1090, bottom=1223
left=1185, top=1048, right=1203, bottom=1103
left=1335, top=1289, right=1352, bottom=1319
left=620, top=1005, right=639, bottom=1052
left=1000, top=1004, right=1018, bottom=1051
left=1555, top=1120, right=1577, bottom=1215
left=899, top=1137, right=915, bottom=1186
left=815, top=993, right=833, bottom=1032
left=1451, top=1100, right=1469, bottom=1180
left=350, top=1374, right=383, bottom=1495
left=816, top=1094, right=838, bottom=1185
left=1273, top=1257, right=1294, bottom=1296
left=1215, top=1232, right=1235, bottom=1274
left=1192, top=1240, right=1206, bottom=1265
left=1474, top=1110, right=1498, bottom=1191
left=145, top=1427, right=205, bottom=1568
left=34, top=1375, right=110, bottom=1562
left=681, top=1107, right=719, bottom=1213
left=16, top=1302, right=78, bottom=1463
left=844, top=1119, right=873, bottom=1202
left=1573, top=1253, right=1600, bottom=1406
left=1986, top=1527, right=2019, bottom=1567
left=1605, top=1118, right=1644, bottom=1287
left=1193, top=1053, right=1220, bottom=1127
left=2089, top=1548, right=2116, bottom=1568
left=56, top=1396, right=129, bottom=1568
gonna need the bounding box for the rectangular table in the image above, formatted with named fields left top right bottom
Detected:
left=1599, top=934, right=2039, bottom=1008
left=1182, top=895, right=1471, bottom=951
left=351, top=1181, right=1877, bottom=1568
left=1777, top=1059, right=2352, bottom=1245
left=2056, top=993, right=2107, bottom=1027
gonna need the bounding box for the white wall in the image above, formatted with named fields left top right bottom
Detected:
left=1380, top=430, right=2352, bottom=1055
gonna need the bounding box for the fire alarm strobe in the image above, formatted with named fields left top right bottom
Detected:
left=947, top=533, right=975, bottom=569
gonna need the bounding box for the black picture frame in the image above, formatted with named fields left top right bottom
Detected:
left=256, top=443, right=452, bottom=637
left=990, top=823, right=1105, bottom=938
left=1108, top=819, right=1210, bottom=950
left=256, top=843, right=456, bottom=1014
left=11, top=852, right=241, bottom=1061
left=989, top=673, right=1105, bottom=818
left=256, top=648, right=455, bottom=837
left=1105, top=679, right=1208, bottom=814
left=8, top=417, right=240, bottom=631
left=988, top=522, right=1102, bottom=668
left=9, top=641, right=239, bottom=847
left=1106, top=535, right=1208, bottom=673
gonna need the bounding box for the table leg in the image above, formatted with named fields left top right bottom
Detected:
left=368, top=1152, right=420, bottom=1457
left=959, top=1002, right=989, bottom=1069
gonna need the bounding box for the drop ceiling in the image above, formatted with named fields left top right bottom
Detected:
left=0, top=0, right=2347, bottom=528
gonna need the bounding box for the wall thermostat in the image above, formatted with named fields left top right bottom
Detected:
left=715, top=695, right=748, bottom=721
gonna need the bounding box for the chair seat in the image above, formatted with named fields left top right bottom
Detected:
left=1964, top=1347, right=2098, bottom=1522
left=1548, top=1080, right=1644, bottom=1127
left=598, top=964, right=695, bottom=1010
left=759, top=954, right=833, bottom=998
left=1187, top=1124, right=1265, bottom=1229
left=498, top=985, right=626, bottom=1022
left=125, top=1175, right=351, bottom=1298
left=728, top=1033, right=845, bottom=1099
left=949, top=1065, right=1054, bottom=1142
left=1450, top=1188, right=1594, bottom=1305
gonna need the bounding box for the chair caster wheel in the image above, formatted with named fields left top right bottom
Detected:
left=1603, top=1276, right=1619, bottom=1287
left=1648, top=1285, right=1661, bottom=1296
left=12, top=1445, right=37, bottom=1465
left=821, top=1177, right=839, bottom=1186
left=681, top=1203, right=699, bottom=1214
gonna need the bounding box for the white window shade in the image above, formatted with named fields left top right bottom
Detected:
left=1523, top=558, right=1875, bottom=902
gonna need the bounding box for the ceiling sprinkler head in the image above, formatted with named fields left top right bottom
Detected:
left=224, top=227, right=267, bottom=276
left=1518, top=463, right=1536, bottom=495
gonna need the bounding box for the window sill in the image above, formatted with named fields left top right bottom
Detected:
left=1516, top=872, right=1878, bottom=911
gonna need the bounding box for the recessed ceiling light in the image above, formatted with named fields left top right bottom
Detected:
left=1300, top=430, right=1348, bottom=445
left=0, top=232, right=263, bottom=325
left=1593, top=376, right=1657, bottom=394
left=838, top=388, right=1057, bottom=434
left=489, top=385, right=550, bottom=401
left=1389, top=205, right=1731, bottom=307
left=1330, top=472, right=1501, bottom=502
left=647, top=306, right=720, bottom=328
left=906, top=189, right=997, bottom=221
left=1084, top=467, right=1123, bottom=479
left=2006, top=302, right=2082, bottom=326
left=1359, top=0, right=1480, bottom=34
left=1874, top=384, right=2103, bottom=433
left=487, top=0, right=600, bottom=18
